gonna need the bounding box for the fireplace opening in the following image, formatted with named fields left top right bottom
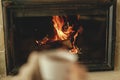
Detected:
left=14, top=15, right=107, bottom=64
left=2, top=0, right=116, bottom=75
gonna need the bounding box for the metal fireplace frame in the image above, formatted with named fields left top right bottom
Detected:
left=2, top=0, right=116, bottom=75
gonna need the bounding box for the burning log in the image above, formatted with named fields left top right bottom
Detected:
left=61, top=39, right=72, bottom=48
left=37, top=39, right=72, bottom=50
left=36, top=39, right=81, bottom=54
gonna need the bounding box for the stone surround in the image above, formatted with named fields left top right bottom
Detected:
left=0, top=0, right=6, bottom=79
left=0, top=0, right=120, bottom=80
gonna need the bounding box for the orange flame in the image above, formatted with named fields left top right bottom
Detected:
left=70, top=26, right=83, bottom=54
left=37, top=16, right=83, bottom=54
left=52, top=16, right=74, bottom=40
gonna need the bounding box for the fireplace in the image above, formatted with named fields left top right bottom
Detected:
left=2, top=0, right=116, bottom=75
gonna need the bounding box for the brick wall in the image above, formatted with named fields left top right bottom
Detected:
left=0, top=0, right=120, bottom=80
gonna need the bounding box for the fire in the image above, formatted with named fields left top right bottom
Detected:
left=70, top=26, right=83, bottom=54
left=52, top=16, right=74, bottom=40
left=37, top=16, right=83, bottom=54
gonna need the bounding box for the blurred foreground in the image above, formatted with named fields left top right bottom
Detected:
left=9, top=49, right=88, bottom=80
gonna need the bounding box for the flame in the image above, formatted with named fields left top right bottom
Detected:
left=70, top=26, right=83, bottom=54
left=52, top=16, right=74, bottom=40
left=37, top=16, right=83, bottom=54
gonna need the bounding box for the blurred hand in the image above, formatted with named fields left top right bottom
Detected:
left=11, top=51, right=87, bottom=80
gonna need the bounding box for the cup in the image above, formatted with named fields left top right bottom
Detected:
left=38, top=49, right=77, bottom=80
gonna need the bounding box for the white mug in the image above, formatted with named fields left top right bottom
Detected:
left=38, top=49, right=77, bottom=80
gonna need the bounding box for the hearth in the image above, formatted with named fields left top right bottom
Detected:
left=2, top=0, right=116, bottom=75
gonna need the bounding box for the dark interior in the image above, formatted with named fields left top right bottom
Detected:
left=13, top=15, right=107, bottom=67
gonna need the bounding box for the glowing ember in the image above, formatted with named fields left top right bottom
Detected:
left=36, top=16, right=83, bottom=54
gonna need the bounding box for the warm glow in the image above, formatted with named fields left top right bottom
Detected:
left=36, top=16, right=83, bottom=54
left=52, top=16, right=74, bottom=40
